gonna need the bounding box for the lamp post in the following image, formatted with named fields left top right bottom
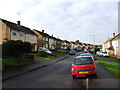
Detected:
left=90, top=34, right=95, bottom=54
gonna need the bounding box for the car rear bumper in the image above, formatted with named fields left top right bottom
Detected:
left=71, top=69, right=96, bottom=75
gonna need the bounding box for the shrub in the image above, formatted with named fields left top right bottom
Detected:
left=37, top=51, right=47, bottom=57
left=2, top=40, right=33, bottom=59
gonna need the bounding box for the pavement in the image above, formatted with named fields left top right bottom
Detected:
left=2, top=54, right=69, bottom=81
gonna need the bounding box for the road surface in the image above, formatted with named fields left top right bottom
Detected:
left=3, top=52, right=118, bottom=88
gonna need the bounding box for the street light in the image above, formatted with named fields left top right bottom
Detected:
left=90, top=34, right=95, bottom=54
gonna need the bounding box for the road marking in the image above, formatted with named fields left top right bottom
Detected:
left=86, top=78, right=88, bottom=89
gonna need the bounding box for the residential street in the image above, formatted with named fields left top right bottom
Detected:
left=3, top=52, right=118, bottom=88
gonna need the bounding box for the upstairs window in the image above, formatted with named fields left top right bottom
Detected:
left=46, top=37, right=48, bottom=41
left=12, top=30, right=17, bottom=36
left=28, top=34, right=32, bottom=39
left=34, top=36, right=37, bottom=40
left=19, top=32, right=24, bottom=38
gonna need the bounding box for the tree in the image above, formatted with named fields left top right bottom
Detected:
left=75, top=40, right=80, bottom=43
left=2, top=40, right=32, bottom=59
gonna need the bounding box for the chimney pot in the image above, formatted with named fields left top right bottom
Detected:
left=42, top=30, right=44, bottom=33
left=17, top=21, right=20, bottom=25
left=113, top=33, right=115, bottom=37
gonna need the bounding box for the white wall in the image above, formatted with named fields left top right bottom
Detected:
left=112, top=39, right=118, bottom=55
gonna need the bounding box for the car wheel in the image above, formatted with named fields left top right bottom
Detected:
left=72, top=75, right=76, bottom=79
left=93, top=74, right=97, bottom=78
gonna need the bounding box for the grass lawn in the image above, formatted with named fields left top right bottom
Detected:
left=28, top=53, right=56, bottom=60
left=95, top=56, right=118, bottom=62
left=99, top=61, right=120, bottom=79
left=2, top=58, right=35, bottom=70
left=36, top=55, right=56, bottom=60
left=53, top=51, right=68, bottom=55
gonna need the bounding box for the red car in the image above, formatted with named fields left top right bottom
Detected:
left=71, top=56, right=97, bottom=78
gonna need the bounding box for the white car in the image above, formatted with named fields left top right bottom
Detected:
left=96, top=51, right=109, bottom=57
left=101, top=52, right=109, bottom=57
left=38, top=47, right=52, bottom=54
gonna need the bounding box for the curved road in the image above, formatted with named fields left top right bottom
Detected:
left=3, top=52, right=118, bottom=88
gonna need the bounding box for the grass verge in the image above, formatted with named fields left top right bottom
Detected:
left=2, top=58, right=35, bottom=70
left=53, top=51, right=68, bottom=55
left=99, top=61, right=120, bottom=79
left=36, top=55, right=56, bottom=60
left=95, top=56, right=118, bottom=62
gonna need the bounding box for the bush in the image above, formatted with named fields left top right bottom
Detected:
left=37, top=51, right=47, bottom=57
left=2, top=40, right=33, bottom=59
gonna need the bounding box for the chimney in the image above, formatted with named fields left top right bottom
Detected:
left=42, top=30, right=44, bottom=33
left=17, top=21, right=20, bottom=25
left=113, top=33, right=115, bottom=37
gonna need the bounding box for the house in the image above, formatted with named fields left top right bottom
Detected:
left=82, top=43, right=88, bottom=50
left=70, top=41, right=78, bottom=49
left=70, top=41, right=74, bottom=49
left=0, top=18, right=37, bottom=51
left=56, top=38, right=64, bottom=50
left=102, top=33, right=120, bottom=58
left=63, top=40, right=71, bottom=50
left=49, top=35, right=57, bottom=50
left=78, top=42, right=84, bottom=49
left=33, top=29, right=50, bottom=49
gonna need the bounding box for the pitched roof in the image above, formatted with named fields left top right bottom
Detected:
left=70, top=41, right=78, bottom=45
left=34, top=29, right=50, bottom=37
left=63, top=40, right=70, bottom=43
left=0, top=18, right=36, bottom=35
left=104, top=34, right=120, bottom=44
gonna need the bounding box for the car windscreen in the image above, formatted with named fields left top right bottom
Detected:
left=74, top=57, right=93, bottom=65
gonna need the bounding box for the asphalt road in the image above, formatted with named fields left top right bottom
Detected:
left=2, top=52, right=118, bottom=88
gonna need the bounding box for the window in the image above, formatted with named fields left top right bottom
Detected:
left=46, top=37, right=48, bottom=41
left=12, top=30, right=17, bottom=36
left=74, top=57, right=93, bottom=65
left=28, top=34, right=32, bottom=39
left=19, top=32, right=24, bottom=38
left=34, top=36, right=37, bottom=40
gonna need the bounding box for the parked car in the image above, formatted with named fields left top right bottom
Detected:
left=101, top=52, right=109, bottom=57
left=69, top=50, right=75, bottom=55
left=71, top=56, right=97, bottom=78
left=76, top=48, right=82, bottom=52
left=96, top=51, right=109, bottom=57
left=38, top=47, right=52, bottom=54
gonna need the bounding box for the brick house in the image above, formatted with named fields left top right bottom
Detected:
left=0, top=18, right=38, bottom=51
left=63, top=40, right=71, bottom=50
left=33, top=29, right=50, bottom=49
left=56, top=38, right=64, bottom=50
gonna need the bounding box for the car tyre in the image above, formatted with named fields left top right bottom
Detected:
left=72, top=75, right=76, bottom=79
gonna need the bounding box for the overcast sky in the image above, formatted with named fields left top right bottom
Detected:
left=0, top=0, right=118, bottom=45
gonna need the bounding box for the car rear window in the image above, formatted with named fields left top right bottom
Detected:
left=74, top=57, right=93, bottom=65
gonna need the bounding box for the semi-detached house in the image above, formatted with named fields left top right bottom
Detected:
left=102, top=33, right=120, bottom=59
left=33, top=29, right=50, bottom=49
left=0, top=18, right=38, bottom=51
